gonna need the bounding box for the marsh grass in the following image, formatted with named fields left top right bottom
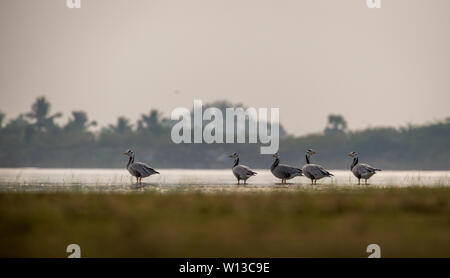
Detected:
left=0, top=186, right=449, bottom=258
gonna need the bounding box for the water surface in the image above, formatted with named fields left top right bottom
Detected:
left=0, top=168, right=448, bottom=193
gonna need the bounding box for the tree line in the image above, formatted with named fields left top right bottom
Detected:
left=0, top=97, right=449, bottom=169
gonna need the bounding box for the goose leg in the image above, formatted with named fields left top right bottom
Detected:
left=358, top=179, right=360, bottom=185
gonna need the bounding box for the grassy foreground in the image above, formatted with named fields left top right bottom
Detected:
left=0, top=187, right=449, bottom=257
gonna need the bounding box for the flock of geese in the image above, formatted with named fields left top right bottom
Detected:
left=124, top=149, right=382, bottom=187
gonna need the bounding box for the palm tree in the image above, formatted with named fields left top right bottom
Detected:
left=26, top=96, right=62, bottom=132
left=109, top=116, right=133, bottom=135
left=137, top=110, right=163, bottom=131
left=64, top=111, right=97, bottom=132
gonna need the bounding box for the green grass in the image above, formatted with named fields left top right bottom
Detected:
left=0, top=187, right=449, bottom=257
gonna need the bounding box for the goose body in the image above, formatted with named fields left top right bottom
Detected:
left=302, top=149, right=333, bottom=185
left=270, top=153, right=302, bottom=184
left=229, top=153, right=257, bottom=184
left=124, top=150, right=159, bottom=185
left=348, top=152, right=381, bottom=185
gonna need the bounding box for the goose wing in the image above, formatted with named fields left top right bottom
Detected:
left=358, top=163, right=381, bottom=173
left=274, top=164, right=303, bottom=179
left=131, top=162, right=160, bottom=177
left=303, top=164, right=333, bottom=179
left=233, top=165, right=257, bottom=179
left=360, top=163, right=381, bottom=172
left=353, top=163, right=380, bottom=177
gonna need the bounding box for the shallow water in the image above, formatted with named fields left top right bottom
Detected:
left=0, top=168, right=449, bottom=193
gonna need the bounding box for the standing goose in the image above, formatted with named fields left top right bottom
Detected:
left=348, top=151, right=381, bottom=185
left=302, top=149, right=333, bottom=185
left=229, top=152, right=257, bottom=185
left=270, top=153, right=303, bottom=184
left=124, top=149, right=159, bottom=185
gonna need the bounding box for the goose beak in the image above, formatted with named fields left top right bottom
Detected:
left=347, top=153, right=353, bottom=157
left=313, top=151, right=317, bottom=154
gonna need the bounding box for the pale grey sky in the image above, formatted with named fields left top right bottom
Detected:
left=0, top=0, right=449, bottom=135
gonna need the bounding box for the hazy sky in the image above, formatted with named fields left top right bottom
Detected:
left=0, top=0, right=449, bottom=135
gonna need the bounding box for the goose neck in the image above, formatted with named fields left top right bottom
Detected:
left=127, top=155, right=134, bottom=168
left=233, top=157, right=239, bottom=168
left=351, top=157, right=358, bottom=170
left=271, top=158, right=280, bottom=170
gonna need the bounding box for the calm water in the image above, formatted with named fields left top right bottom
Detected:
left=0, top=168, right=449, bottom=193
